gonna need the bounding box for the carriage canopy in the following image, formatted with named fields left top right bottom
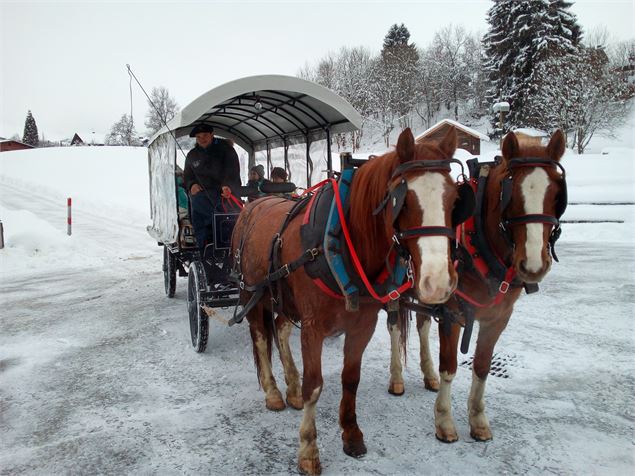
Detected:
left=147, top=74, right=362, bottom=245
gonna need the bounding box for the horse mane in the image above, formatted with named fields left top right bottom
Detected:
left=348, top=151, right=398, bottom=269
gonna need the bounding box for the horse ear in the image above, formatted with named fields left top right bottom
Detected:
left=396, top=128, right=415, bottom=163
left=501, top=131, right=519, bottom=160
left=547, top=129, right=566, bottom=161
left=438, top=126, right=457, bottom=158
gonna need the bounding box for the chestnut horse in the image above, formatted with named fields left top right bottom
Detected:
left=387, top=129, right=567, bottom=442
left=231, top=128, right=464, bottom=474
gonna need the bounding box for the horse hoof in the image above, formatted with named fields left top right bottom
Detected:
left=265, top=396, right=286, bottom=411
left=388, top=382, right=404, bottom=396
left=470, top=427, right=493, bottom=441
left=435, top=430, right=459, bottom=443
left=424, top=378, right=440, bottom=392
left=286, top=394, right=303, bottom=410
left=343, top=439, right=367, bottom=458
left=298, top=457, right=322, bottom=475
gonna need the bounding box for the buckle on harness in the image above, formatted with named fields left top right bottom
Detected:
left=388, top=289, right=401, bottom=300
left=309, top=248, right=319, bottom=260
left=281, top=264, right=290, bottom=277
left=499, top=281, right=510, bottom=294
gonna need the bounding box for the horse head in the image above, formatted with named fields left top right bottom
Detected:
left=389, top=127, right=463, bottom=304
left=499, top=129, right=568, bottom=283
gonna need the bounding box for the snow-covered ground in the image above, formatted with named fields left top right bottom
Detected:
left=0, top=136, right=633, bottom=475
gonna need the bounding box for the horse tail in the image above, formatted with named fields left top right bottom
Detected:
left=398, top=306, right=411, bottom=365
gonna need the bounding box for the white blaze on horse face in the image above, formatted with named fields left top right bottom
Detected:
left=409, top=173, right=452, bottom=302
left=520, top=168, right=550, bottom=273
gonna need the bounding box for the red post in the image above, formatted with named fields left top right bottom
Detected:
left=67, top=198, right=72, bottom=236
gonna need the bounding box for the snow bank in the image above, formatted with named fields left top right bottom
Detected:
left=0, top=146, right=150, bottom=216
left=0, top=204, right=102, bottom=277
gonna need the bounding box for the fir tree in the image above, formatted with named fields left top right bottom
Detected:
left=22, top=110, right=39, bottom=147
left=375, top=24, right=420, bottom=144
left=482, top=0, right=582, bottom=131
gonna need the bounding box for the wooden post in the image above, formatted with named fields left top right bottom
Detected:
left=0, top=221, right=4, bottom=249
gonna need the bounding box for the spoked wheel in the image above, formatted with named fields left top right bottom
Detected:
left=187, top=260, right=208, bottom=353
left=163, top=245, right=176, bottom=298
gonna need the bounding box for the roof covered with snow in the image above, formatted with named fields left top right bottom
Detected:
left=416, top=119, right=490, bottom=142
left=149, top=75, right=362, bottom=154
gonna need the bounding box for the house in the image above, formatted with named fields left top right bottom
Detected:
left=415, top=119, right=489, bottom=155
left=63, top=131, right=104, bottom=146
left=0, top=138, right=35, bottom=152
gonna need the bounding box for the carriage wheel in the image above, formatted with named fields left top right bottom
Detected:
left=163, top=245, right=177, bottom=298
left=187, top=261, right=208, bottom=353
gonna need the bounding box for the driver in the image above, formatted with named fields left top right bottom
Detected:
left=183, top=124, right=241, bottom=252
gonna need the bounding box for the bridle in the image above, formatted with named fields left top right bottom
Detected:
left=499, top=157, right=568, bottom=261
left=374, top=158, right=475, bottom=242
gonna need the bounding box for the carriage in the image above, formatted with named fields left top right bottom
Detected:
left=146, top=75, right=362, bottom=352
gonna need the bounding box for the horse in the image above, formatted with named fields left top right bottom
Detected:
left=231, top=127, right=470, bottom=474
left=386, top=129, right=568, bottom=442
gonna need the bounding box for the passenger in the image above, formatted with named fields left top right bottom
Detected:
left=270, top=166, right=288, bottom=183
left=183, top=124, right=241, bottom=252
left=270, top=166, right=297, bottom=199
left=246, top=164, right=269, bottom=202
left=175, top=165, right=189, bottom=219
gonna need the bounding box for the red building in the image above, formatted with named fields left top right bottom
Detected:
left=0, top=138, right=35, bottom=152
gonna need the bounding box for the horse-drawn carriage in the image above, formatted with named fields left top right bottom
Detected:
left=146, top=74, right=568, bottom=475
left=146, top=75, right=363, bottom=352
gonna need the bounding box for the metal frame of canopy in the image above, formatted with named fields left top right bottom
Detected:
left=146, top=74, right=362, bottom=246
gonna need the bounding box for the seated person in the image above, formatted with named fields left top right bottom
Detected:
left=270, top=166, right=297, bottom=199
left=246, top=164, right=270, bottom=202
left=270, top=166, right=287, bottom=183
left=175, top=165, right=189, bottom=220
left=183, top=123, right=241, bottom=252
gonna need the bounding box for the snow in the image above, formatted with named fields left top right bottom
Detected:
left=1, top=133, right=634, bottom=474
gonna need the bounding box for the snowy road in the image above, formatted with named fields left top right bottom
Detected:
left=1, top=190, right=634, bottom=475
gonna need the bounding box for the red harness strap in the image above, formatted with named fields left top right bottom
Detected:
left=455, top=187, right=517, bottom=308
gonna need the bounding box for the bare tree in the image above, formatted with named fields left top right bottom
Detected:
left=144, top=86, right=179, bottom=136
left=106, top=114, right=141, bottom=146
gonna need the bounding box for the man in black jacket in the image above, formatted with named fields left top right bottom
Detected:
left=183, top=123, right=241, bottom=252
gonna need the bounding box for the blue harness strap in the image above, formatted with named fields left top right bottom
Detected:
left=324, top=169, right=359, bottom=310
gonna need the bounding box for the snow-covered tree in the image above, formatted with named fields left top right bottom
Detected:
left=374, top=23, right=420, bottom=145
left=22, top=110, right=39, bottom=147
left=526, top=46, right=631, bottom=153
left=483, top=0, right=582, bottom=131
left=144, top=86, right=179, bottom=136
left=106, top=114, right=141, bottom=146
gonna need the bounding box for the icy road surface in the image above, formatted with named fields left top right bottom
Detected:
left=1, top=162, right=634, bottom=475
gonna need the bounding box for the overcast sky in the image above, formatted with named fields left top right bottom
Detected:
left=1, top=0, right=633, bottom=141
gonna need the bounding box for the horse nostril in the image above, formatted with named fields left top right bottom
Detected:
left=519, top=260, right=528, bottom=274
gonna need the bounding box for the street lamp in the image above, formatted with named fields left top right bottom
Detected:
left=493, top=101, right=510, bottom=131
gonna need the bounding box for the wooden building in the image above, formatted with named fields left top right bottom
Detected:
left=415, top=119, right=489, bottom=155
left=0, top=138, right=35, bottom=152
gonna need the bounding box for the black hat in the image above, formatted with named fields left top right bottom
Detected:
left=189, top=123, right=214, bottom=137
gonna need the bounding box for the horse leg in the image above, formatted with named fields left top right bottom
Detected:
left=340, top=318, right=377, bottom=458
left=298, top=329, right=325, bottom=475
left=434, top=322, right=461, bottom=443
left=468, top=316, right=509, bottom=441
left=275, top=315, right=303, bottom=410
left=387, top=320, right=405, bottom=396
left=417, top=313, right=440, bottom=391
left=247, top=305, right=285, bottom=411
